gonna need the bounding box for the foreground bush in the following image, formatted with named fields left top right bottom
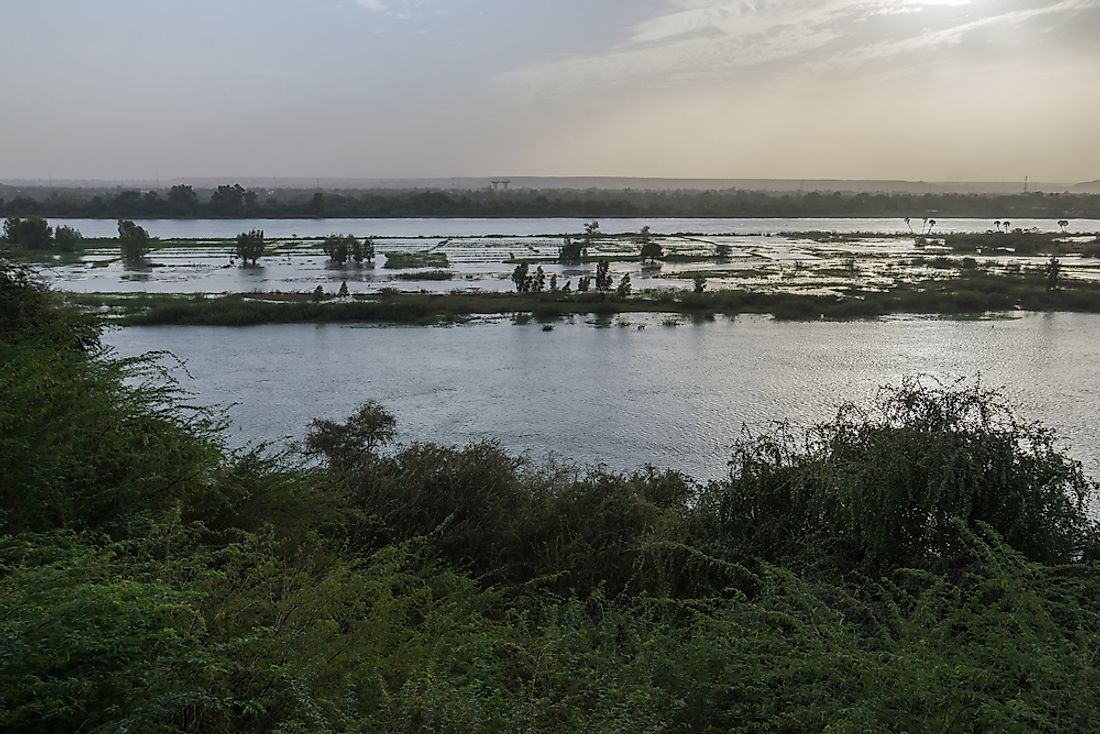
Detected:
left=3, top=260, right=1099, bottom=732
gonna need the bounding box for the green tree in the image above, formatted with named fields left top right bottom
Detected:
left=559, top=236, right=584, bottom=263
left=639, top=226, right=662, bottom=263
left=595, top=260, right=612, bottom=291
left=117, top=220, right=150, bottom=263
left=1046, top=256, right=1062, bottom=291
left=693, top=274, right=707, bottom=293
left=351, top=237, right=376, bottom=264
left=322, top=234, right=354, bottom=264
left=166, top=184, right=199, bottom=216
left=311, top=284, right=325, bottom=301
left=338, top=280, right=349, bottom=297
left=53, top=225, right=83, bottom=252
left=532, top=266, right=546, bottom=293
left=549, top=273, right=558, bottom=292
left=209, top=184, right=247, bottom=217
left=511, top=263, right=530, bottom=293
left=305, top=401, right=396, bottom=471
left=3, top=217, right=52, bottom=249
left=616, top=273, right=632, bottom=298
left=577, top=276, right=591, bottom=292
left=235, top=229, right=265, bottom=265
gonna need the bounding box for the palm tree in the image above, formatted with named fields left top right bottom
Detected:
left=1003, top=220, right=1012, bottom=233
left=904, top=217, right=913, bottom=234
left=1058, top=219, right=1069, bottom=234
left=926, top=219, right=937, bottom=235
left=994, top=220, right=1002, bottom=232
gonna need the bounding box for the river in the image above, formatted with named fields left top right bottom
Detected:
left=103, top=312, right=1100, bottom=480
left=51, top=216, right=1100, bottom=239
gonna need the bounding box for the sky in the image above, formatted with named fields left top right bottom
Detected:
left=1, top=0, right=1098, bottom=182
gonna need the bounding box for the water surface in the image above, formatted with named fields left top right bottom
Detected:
left=103, top=313, right=1100, bottom=479
left=53, top=216, right=1100, bottom=239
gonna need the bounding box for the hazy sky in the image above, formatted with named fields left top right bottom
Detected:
left=2, top=0, right=1098, bottom=181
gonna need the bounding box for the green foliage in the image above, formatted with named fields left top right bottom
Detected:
left=594, top=260, right=612, bottom=291
left=5, top=269, right=1100, bottom=732
left=351, top=237, right=375, bottom=263
left=1046, top=255, right=1062, bottom=291
left=697, top=378, right=1098, bottom=575
left=692, top=273, right=706, bottom=293
left=234, top=229, right=265, bottom=265
left=305, top=401, right=396, bottom=472
left=4, top=216, right=52, bottom=249
left=616, top=272, right=632, bottom=298
left=383, top=251, right=449, bottom=269
left=53, top=225, right=82, bottom=251
left=117, top=219, right=151, bottom=263
left=558, top=236, right=584, bottom=263
left=321, top=233, right=354, bottom=264
left=511, top=262, right=529, bottom=293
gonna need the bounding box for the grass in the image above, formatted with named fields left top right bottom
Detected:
left=383, top=251, right=450, bottom=269
left=394, top=270, right=453, bottom=281
left=65, top=270, right=1100, bottom=326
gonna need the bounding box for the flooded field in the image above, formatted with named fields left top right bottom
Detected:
left=37, top=217, right=1100, bottom=296
left=104, top=312, right=1100, bottom=479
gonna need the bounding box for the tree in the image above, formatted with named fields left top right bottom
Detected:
left=209, top=184, right=247, bottom=217
left=235, top=229, right=265, bottom=265
left=639, top=226, right=663, bottom=263
left=583, top=220, right=599, bottom=257
left=167, top=184, right=199, bottom=216
left=511, top=263, right=530, bottom=293
left=1046, top=256, right=1062, bottom=291
left=311, top=285, right=325, bottom=301
left=577, top=276, right=590, bottom=292
left=309, top=192, right=326, bottom=217
left=1058, top=219, right=1070, bottom=234
left=3, top=217, right=52, bottom=249
left=338, top=280, right=349, bottom=297
left=305, top=401, right=396, bottom=472
left=322, top=234, right=354, bottom=264
left=616, top=273, right=632, bottom=298
left=54, top=225, right=83, bottom=252
left=559, top=237, right=584, bottom=263
left=693, top=274, right=707, bottom=294
left=351, top=237, right=376, bottom=264
left=549, top=273, right=558, bottom=292
left=532, top=266, right=546, bottom=293
left=715, top=243, right=732, bottom=261
left=995, top=220, right=1002, bottom=232
left=595, top=260, right=612, bottom=291
left=117, top=220, right=150, bottom=263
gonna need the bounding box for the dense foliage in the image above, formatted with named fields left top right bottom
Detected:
left=2, top=184, right=1099, bottom=219
left=3, top=259, right=1100, bottom=732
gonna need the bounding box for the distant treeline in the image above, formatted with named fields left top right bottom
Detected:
left=1, top=183, right=1098, bottom=219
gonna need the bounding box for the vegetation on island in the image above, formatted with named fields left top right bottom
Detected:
left=4, top=259, right=1100, bottom=732
left=54, top=263, right=1100, bottom=326
left=234, top=229, right=265, bottom=265
left=2, top=184, right=1099, bottom=219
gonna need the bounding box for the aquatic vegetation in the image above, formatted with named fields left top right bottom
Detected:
left=383, top=251, right=449, bottom=269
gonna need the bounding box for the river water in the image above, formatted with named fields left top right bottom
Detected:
left=51, top=216, right=1100, bottom=239
left=103, top=312, right=1100, bottom=480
